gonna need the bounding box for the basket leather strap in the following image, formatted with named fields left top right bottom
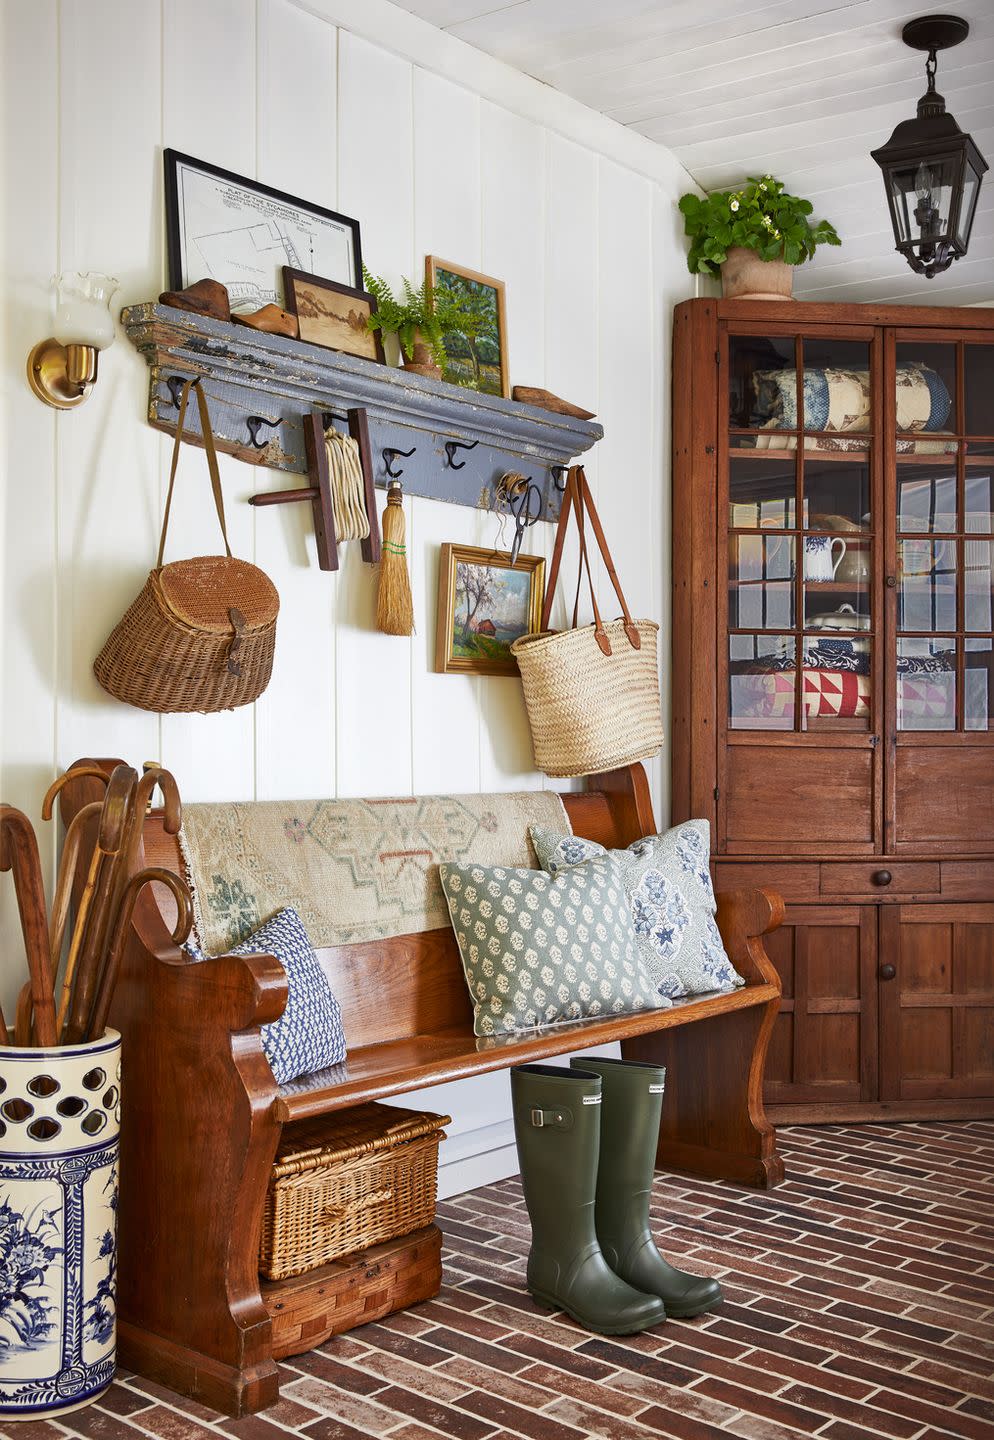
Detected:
left=157, top=377, right=233, bottom=568
left=574, top=469, right=641, bottom=651
left=540, top=465, right=640, bottom=653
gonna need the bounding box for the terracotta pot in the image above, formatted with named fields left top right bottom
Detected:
left=720, top=246, right=793, bottom=301
left=402, top=329, right=442, bottom=380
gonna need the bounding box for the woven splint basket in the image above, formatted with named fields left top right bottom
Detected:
left=259, top=1103, right=450, bottom=1281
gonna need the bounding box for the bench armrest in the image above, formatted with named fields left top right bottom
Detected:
left=715, top=887, right=785, bottom=990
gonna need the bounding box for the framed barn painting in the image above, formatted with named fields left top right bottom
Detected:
left=435, top=544, right=544, bottom=677
left=425, top=256, right=509, bottom=398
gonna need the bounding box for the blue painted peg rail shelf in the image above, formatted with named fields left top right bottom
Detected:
left=121, top=303, right=602, bottom=521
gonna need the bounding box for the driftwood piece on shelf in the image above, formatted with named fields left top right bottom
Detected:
left=512, top=385, right=596, bottom=419
left=122, top=304, right=603, bottom=520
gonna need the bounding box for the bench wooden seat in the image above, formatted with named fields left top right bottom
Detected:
left=275, top=978, right=781, bottom=1122
left=60, top=760, right=784, bottom=1419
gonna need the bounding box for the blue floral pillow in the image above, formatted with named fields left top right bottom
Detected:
left=529, top=820, right=741, bottom=1001
left=186, top=907, right=346, bottom=1084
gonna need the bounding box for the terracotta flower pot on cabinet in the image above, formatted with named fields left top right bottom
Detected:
left=721, top=246, right=794, bottom=301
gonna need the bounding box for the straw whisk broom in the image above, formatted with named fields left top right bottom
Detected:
left=376, top=480, right=414, bottom=636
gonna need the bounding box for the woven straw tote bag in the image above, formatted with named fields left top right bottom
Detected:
left=511, top=465, right=662, bottom=778
left=94, top=378, right=279, bottom=713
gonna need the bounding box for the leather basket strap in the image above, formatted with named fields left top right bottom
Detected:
left=574, top=468, right=641, bottom=651
left=157, top=377, right=232, bottom=568
left=541, top=466, right=602, bottom=634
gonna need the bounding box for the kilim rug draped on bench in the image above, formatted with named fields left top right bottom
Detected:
left=179, top=790, right=571, bottom=952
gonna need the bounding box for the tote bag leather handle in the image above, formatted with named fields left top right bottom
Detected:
left=540, top=465, right=641, bottom=653
left=157, top=377, right=233, bottom=568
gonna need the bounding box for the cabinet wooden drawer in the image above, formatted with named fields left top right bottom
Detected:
left=820, top=862, right=940, bottom=897
left=713, top=863, right=820, bottom=903
left=940, top=861, right=994, bottom=900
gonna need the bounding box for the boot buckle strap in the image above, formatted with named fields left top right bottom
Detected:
left=530, top=1106, right=573, bottom=1130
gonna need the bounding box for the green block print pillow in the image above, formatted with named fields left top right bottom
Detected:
left=438, top=858, right=669, bottom=1038
left=529, top=819, right=742, bottom=1002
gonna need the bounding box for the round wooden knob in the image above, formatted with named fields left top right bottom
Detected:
left=880, top=963, right=897, bottom=980
left=872, top=869, right=893, bottom=886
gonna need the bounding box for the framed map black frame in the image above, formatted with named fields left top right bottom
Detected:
left=164, top=150, right=363, bottom=312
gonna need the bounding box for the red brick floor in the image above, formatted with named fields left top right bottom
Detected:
left=13, top=1121, right=994, bottom=1440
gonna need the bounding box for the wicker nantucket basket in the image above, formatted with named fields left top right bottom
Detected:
left=259, top=1103, right=450, bottom=1281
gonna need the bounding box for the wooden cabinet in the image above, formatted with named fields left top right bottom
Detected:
left=674, top=298, right=994, bottom=1123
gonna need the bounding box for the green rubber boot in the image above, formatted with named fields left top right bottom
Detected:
left=511, top=1064, right=668, bottom=1334
left=572, top=1056, right=724, bottom=1318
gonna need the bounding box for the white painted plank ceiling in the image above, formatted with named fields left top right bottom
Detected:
left=393, top=0, right=994, bottom=304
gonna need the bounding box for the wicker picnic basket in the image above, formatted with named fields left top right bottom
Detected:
left=93, top=377, right=279, bottom=713
left=259, top=1103, right=450, bottom=1281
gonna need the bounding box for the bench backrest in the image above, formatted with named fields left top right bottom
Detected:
left=139, top=770, right=655, bottom=1048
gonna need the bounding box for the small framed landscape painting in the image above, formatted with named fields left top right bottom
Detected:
left=425, top=256, right=509, bottom=398
left=436, top=544, right=545, bottom=677
left=282, top=268, right=385, bottom=362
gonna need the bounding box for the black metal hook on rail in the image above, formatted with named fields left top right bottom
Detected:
left=163, top=375, right=187, bottom=410
left=550, top=464, right=568, bottom=492
left=445, top=439, right=480, bottom=470
left=383, top=445, right=416, bottom=479
left=246, top=415, right=282, bottom=449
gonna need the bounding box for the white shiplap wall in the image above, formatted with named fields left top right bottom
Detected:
left=0, top=0, right=695, bottom=1194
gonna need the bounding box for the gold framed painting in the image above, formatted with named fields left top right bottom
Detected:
left=425, top=256, right=509, bottom=398
left=435, top=544, right=545, bottom=676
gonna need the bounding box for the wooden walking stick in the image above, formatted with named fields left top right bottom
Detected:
left=87, top=867, right=192, bottom=1042
left=46, top=800, right=102, bottom=974
left=0, top=805, right=57, bottom=1046
left=61, top=764, right=136, bottom=1045
left=80, top=767, right=183, bottom=1041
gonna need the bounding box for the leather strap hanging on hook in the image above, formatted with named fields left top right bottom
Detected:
left=541, top=466, right=641, bottom=654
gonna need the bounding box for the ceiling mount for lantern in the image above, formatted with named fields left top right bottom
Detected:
left=871, top=13, right=987, bottom=279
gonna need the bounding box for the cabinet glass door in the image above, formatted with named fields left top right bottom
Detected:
left=726, top=334, right=875, bottom=734
left=892, top=336, right=994, bottom=851
left=894, top=340, right=994, bottom=736
left=722, top=326, right=880, bottom=854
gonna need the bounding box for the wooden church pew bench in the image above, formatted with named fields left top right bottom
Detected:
left=60, top=761, right=784, bottom=1417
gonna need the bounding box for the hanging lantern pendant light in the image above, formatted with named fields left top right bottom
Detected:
left=871, top=14, right=988, bottom=278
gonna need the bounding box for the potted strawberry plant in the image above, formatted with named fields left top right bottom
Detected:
left=678, top=175, right=841, bottom=299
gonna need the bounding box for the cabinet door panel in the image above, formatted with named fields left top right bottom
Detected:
left=726, top=745, right=876, bottom=849
left=880, top=904, right=994, bottom=1101
left=895, top=749, right=994, bottom=848
left=763, top=904, right=877, bottom=1107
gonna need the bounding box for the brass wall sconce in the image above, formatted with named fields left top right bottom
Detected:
left=27, top=272, right=120, bottom=409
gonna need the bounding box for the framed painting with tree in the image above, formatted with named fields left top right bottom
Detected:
left=435, top=544, right=544, bottom=676
left=425, top=256, right=509, bottom=398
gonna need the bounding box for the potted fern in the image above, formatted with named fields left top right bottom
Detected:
left=678, top=175, right=840, bottom=300
left=363, top=268, right=477, bottom=379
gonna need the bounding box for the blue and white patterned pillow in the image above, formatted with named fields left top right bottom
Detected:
left=186, top=907, right=346, bottom=1084
left=529, top=820, right=742, bottom=1001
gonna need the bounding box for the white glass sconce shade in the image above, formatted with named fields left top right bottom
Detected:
left=52, top=271, right=120, bottom=348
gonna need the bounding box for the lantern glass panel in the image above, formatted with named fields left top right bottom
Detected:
left=955, top=162, right=982, bottom=251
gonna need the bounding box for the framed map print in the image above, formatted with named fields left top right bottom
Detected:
left=164, top=150, right=362, bottom=313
